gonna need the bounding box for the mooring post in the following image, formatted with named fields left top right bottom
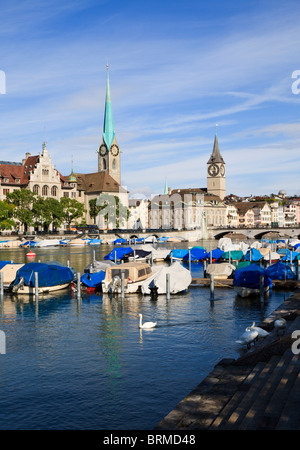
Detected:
left=228, top=251, right=231, bottom=264
left=121, top=271, right=125, bottom=300
left=77, top=272, right=81, bottom=300
left=210, top=251, right=212, bottom=265
left=166, top=273, right=170, bottom=300
left=203, top=259, right=207, bottom=278
left=67, top=260, right=70, bottom=267
left=34, top=272, right=39, bottom=301
left=259, top=274, right=264, bottom=303
left=188, top=249, right=191, bottom=272
left=0, top=271, right=3, bottom=300
left=210, top=274, right=214, bottom=301
left=114, top=250, right=117, bottom=264
left=297, top=260, right=300, bottom=281
left=170, top=250, right=173, bottom=264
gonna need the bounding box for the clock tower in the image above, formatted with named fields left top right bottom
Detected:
left=98, top=65, right=121, bottom=184
left=207, top=132, right=226, bottom=200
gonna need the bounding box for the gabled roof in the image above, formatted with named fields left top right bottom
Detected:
left=74, top=171, right=127, bottom=194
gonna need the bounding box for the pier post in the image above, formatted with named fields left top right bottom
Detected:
left=259, top=274, right=264, bottom=303
left=133, top=250, right=136, bottom=262
left=67, top=260, right=70, bottom=267
left=228, top=251, right=231, bottom=264
left=0, top=271, right=3, bottom=300
left=114, top=250, right=117, bottom=264
left=77, top=272, right=81, bottom=300
left=203, top=259, right=207, bottom=278
left=121, top=271, right=125, bottom=300
left=170, top=250, right=173, bottom=264
left=34, top=272, right=39, bottom=301
left=166, top=273, right=170, bottom=300
left=210, top=251, right=212, bottom=265
left=210, top=274, right=214, bottom=301
left=188, top=249, right=191, bottom=272
left=297, top=261, right=300, bottom=281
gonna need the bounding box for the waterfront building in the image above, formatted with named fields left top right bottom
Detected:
left=128, top=198, right=149, bottom=230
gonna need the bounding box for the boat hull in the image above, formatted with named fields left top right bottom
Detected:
left=234, top=285, right=270, bottom=298
left=13, top=282, right=70, bottom=295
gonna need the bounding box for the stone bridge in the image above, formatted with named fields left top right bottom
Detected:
left=101, top=226, right=300, bottom=242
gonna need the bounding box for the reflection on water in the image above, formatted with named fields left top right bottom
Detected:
left=0, top=241, right=294, bottom=429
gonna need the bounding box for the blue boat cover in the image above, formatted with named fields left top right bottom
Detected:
left=207, top=248, right=224, bottom=260
left=113, top=238, right=127, bottom=244
left=244, top=248, right=263, bottom=261
left=233, top=263, right=272, bottom=289
left=277, top=248, right=289, bottom=255
left=20, top=241, right=37, bottom=247
left=293, top=243, right=300, bottom=250
left=183, top=248, right=208, bottom=261
left=81, top=271, right=105, bottom=287
left=282, top=251, right=298, bottom=262
left=104, top=247, right=133, bottom=260
left=13, top=262, right=75, bottom=287
left=266, top=262, right=295, bottom=280
left=170, top=249, right=189, bottom=259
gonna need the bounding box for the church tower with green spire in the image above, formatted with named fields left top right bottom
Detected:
left=207, top=129, right=226, bottom=200
left=98, top=65, right=121, bottom=184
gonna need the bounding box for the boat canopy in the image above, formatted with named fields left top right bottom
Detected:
left=183, top=247, right=208, bottom=261
left=13, top=262, right=75, bottom=287
left=233, top=263, right=272, bottom=289
left=244, top=248, right=263, bottom=261
left=221, top=250, right=244, bottom=261
left=104, top=247, right=133, bottom=261
left=103, top=262, right=152, bottom=286
left=207, top=248, right=224, bottom=261
left=81, top=271, right=105, bottom=288
left=141, top=261, right=192, bottom=295
left=169, top=249, right=189, bottom=259
left=266, top=261, right=295, bottom=280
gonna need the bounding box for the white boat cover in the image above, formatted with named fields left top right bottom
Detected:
left=218, top=237, right=248, bottom=253
left=35, top=239, right=61, bottom=247
left=136, top=244, right=170, bottom=260
left=0, top=264, right=24, bottom=285
left=85, top=260, right=115, bottom=273
left=206, top=262, right=236, bottom=278
left=141, top=261, right=192, bottom=295
left=263, top=251, right=280, bottom=261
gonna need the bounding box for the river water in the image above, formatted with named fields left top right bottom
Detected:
left=0, top=241, right=293, bottom=430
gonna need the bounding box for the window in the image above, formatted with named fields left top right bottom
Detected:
left=51, top=185, right=57, bottom=197
left=3, top=188, right=9, bottom=196
left=33, top=185, right=39, bottom=195
left=63, top=192, right=69, bottom=197
left=102, top=158, right=106, bottom=170
left=42, top=185, right=48, bottom=196
left=112, top=159, right=116, bottom=170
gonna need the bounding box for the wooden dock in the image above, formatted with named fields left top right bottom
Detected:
left=155, top=292, right=300, bottom=430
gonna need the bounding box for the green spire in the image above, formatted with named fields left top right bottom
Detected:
left=164, top=177, right=168, bottom=195
left=103, top=64, right=115, bottom=150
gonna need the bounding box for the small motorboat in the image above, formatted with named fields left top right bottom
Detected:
left=11, top=262, right=75, bottom=294
left=102, top=262, right=152, bottom=294
left=233, top=263, right=272, bottom=298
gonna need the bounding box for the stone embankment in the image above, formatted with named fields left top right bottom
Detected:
left=155, top=292, right=300, bottom=430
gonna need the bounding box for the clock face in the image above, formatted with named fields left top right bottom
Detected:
left=208, top=163, right=219, bottom=177
left=111, top=145, right=119, bottom=156
left=99, top=145, right=107, bottom=156
left=220, top=164, right=225, bottom=176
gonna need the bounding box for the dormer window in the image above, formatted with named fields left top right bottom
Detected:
left=4, top=178, right=9, bottom=183
left=15, top=178, right=20, bottom=183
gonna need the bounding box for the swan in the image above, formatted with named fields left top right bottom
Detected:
left=236, top=328, right=258, bottom=349
left=137, top=314, right=157, bottom=329
left=246, top=322, right=269, bottom=338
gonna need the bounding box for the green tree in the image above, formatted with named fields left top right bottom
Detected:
left=6, top=188, right=36, bottom=232
left=0, top=200, right=15, bottom=230
left=89, top=198, right=102, bottom=224
left=60, top=197, right=85, bottom=230
left=32, top=197, right=64, bottom=232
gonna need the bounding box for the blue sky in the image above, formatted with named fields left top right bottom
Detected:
left=0, top=0, right=300, bottom=198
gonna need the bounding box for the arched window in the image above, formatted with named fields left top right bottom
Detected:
left=33, top=185, right=39, bottom=195
left=112, top=159, right=116, bottom=170
left=102, top=158, right=106, bottom=170
left=42, top=185, right=48, bottom=196
left=51, top=185, right=57, bottom=197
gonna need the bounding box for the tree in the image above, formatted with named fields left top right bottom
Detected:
left=6, top=188, right=36, bottom=232
left=32, top=197, right=64, bottom=232
left=89, top=198, right=102, bottom=224
left=0, top=200, right=15, bottom=230
left=60, top=197, right=85, bottom=229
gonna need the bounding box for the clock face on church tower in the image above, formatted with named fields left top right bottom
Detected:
left=220, top=164, right=225, bottom=176
left=208, top=163, right=219, bottom=177
left=99, top=145, right=107, bottom=156
left=111, top=145, right=119, bottom=156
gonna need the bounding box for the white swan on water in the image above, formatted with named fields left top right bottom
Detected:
left=246, top=322, right=269, bottom=338
left=137, top=314, right=157, bottom=329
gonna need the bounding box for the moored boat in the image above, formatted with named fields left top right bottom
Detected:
left=11, top=262, right=75, bottom=294
left=233, top=263, right=272, bottom=298
left=102, top=262, right=152, bottom=294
